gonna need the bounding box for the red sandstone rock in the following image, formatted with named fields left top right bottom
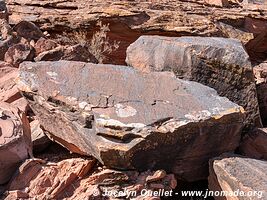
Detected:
left=205, top=0, right=230, bottom=7
left=126, top=36, right=260, bottom=129
left=34, top=37, right=58, bottom=55
left=11, top=97, right=30, bottom=113
left=0, top=0, right=8, bottom=21
left=30, top=119, right=51, bottom=153
left=239, top=128, right=267, bottom=160
left=0, top=19, right=12, bottom=40
left=5, top=0, right=267, bottom=64
left=17, top=60, right=244, bottom=181
left=34, top=44, right=98, bottom=63
left=0, top=62, right=20, bottom=103
left=0, top=102, right=32, bottom=184
left=253, top=62, right=267, bottom=125
left=13, top=20, right=44, bottom=41
left=209, top=155, right=267, bottom=200
left=4, top=43, right=35, bottom=67
left=4, top=157, right=176, bottom=200
left=5, top=158, right=95, bottom=199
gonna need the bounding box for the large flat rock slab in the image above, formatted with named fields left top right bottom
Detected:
left=17, top=61, right=244, bottom=181
left=0, top=102, right=32, bottom=184
left=209, top=155, right=267, bottom=200
left=126, top=36, right=260, bottom=129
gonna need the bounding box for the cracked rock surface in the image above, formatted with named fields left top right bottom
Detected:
left=17, top=61, right=245, bottom=181
left=6, top=0, right=267, bottom=64
left=0, top=101, right=32, bottom=184
left=126, top=36, right=260, bottom=129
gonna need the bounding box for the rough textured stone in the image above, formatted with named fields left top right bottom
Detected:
left=34, top=37, right=58, bottom=55
left=126, top=36, right=260, bottom=129
left=0, top=102, right=32, bottom=184
left=5, top=0, right=267, bottom=64
left=17, top=61, right=244, bottom=181
left=209, top=155, right=267, bottom=200
left=0, top=35, right=20, bottom=60
left=0, top=62, right=21, bottom=103
left=204, top=0, right=229, bottom=7
left=11, top=97, right=30, bottom=113
left=30, top=119, right=51, bottom=153
left=34, top=44, right=98, bottom=63
left=239, top=128, right=267, bottom=160
left=0, top=0, right=8, bottom=21
left=0, top=19, right=12, bottom=40
left=4, top=158, right=95, bottom=200
left=13, top=21, right=44, bottom=41
left=4, top=43, right=35, bottom=67
left=253, top=62, right=267, bottom=125
left=4, top=158, right=176, bottom=200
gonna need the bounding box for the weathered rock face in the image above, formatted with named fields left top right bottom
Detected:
left=0, top=0, right=8, bottom=21
left=4, top=158, right=176, bottom=200
left=239, top=128, right=267, bottom=160
left=126, top=36, right=260, bottom=129
left=204, top=0, right=229, bottom=7
left=5, top=0, right=267, bottom=64
left=253, top=62, right=267, bottom=125
left=30, top=119, right=51, bottom=153
left=4, top=158, right=95, bottom=200
left=0, top=36, right=20, bottom=60
left=4, top=43, right=35, bottom=67
left=0, top=102, right=32, bottom=184
left=34, top=38, right=58, bottom=55
left=34, top=44, right=98, bottom=63
left=13, top=21, right=44, bottom=41
left=0, top=62, right=21, bottom=103
left=17, top=61, right=244, bottom=181
left=209, top=155, right=267, bottom=200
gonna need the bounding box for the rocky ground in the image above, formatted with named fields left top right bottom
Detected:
left=0, top=0, right=267, bottom=199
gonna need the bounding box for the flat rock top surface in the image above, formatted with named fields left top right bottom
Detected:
left=18, top=61, right=242, bottom=126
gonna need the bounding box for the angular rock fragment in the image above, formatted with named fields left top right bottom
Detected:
left=209, top=155, right=267, bottom=200
left=0, top=35, right=20, bottom=60
left=126, top=36, right=260, bottom=129
left=17, top=61, right=244, bottom=181
left=0, top=102, right=32, bottom=184
left=4, top=158, right=95, bottom=200
left=11, top=97, right=30, bottom=113
left=34, top=44, right=98, bottom=63
left=205, top=0, right=229, bottom=7
left=0, top=19, right=12, bottom=40
left=13, top=21, right=44, bottom=41
left=0, top=62, right=20, bottom=102
left=4, top=43, right=35, bottom=67
left=253, top=63, right=267, bottom=125
left=0, top=0, right=8, bottom=21
left=34, top=38, right=58, bottom=55
left=239, top=128, right=267, bottom=160
left=4, top=158, right=176, bottom=200
left=30, top=119, right=51, bottom=153
left=217, top=22, right=254, bottom=44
